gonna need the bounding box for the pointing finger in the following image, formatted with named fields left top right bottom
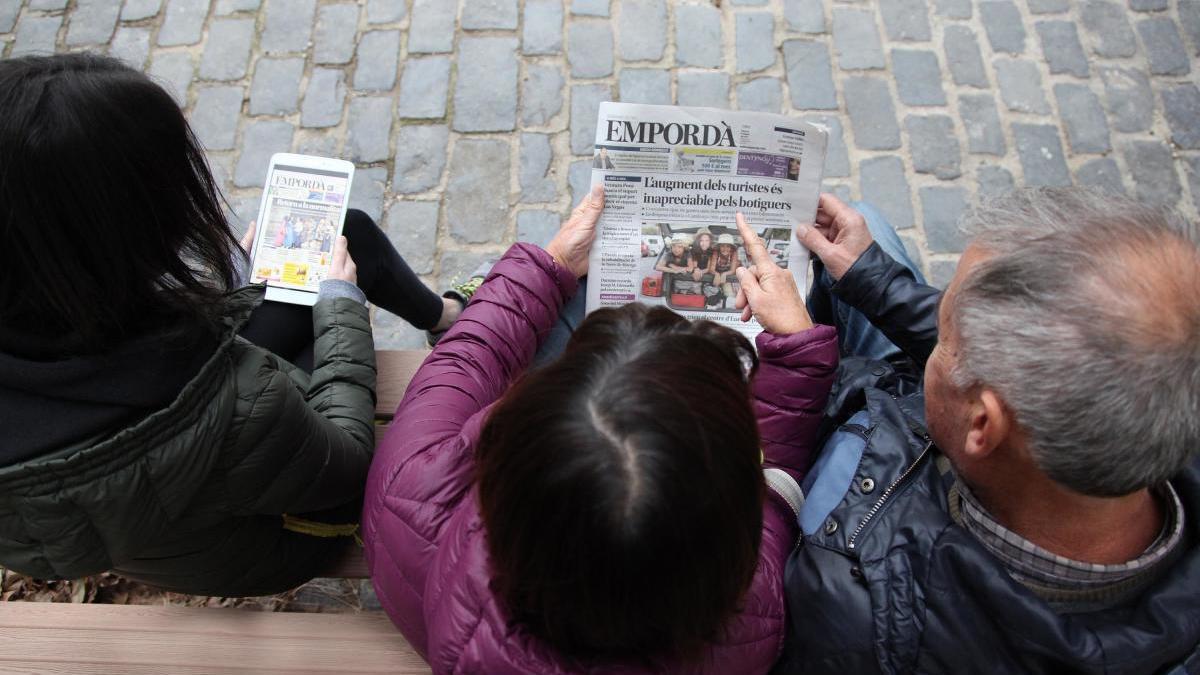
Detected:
left=735, top=212, right=772, bottom=268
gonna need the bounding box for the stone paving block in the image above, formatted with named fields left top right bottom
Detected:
left=148, top=52, right=194, bottom=105
left=122, top=0, right=163, bottom=21
left=392, top=125, right=449, bottom=193
left=349, top=167, right=388, bottom=222
left=1162, top=84, right=1200, bottom=150
left=1053, top=83, right=1110, bottom=154
left=313, top=4, right=360, bottom=65
left=568, top=159, right=592, bottom=206
left=191, top=85, right=243, bottom=150
left=519, top=133, right=557, bottom=203
left=372, top=312, right=431, bottom=350
left=980, top=1, right=1026, bottom=53
left=11, top=15, right=61, bottom=57
left=731, top=0, right=768, bottom=4
left=784, top=0, right=826, bottom=33
left=66, top=0, right=121, bottom=46
left=977, top=165, right=1015, bottom=198
left=109, top=26, right=152, bottom=69
left=1081, top=1, right=1137, bottom=57
left=447, top=139, right=512, bottom=244
left=1130, top=0, right=1168, bottom=10
left=620, top=69, right=672, bottom=105
left=677, top=72, right=730, bottom=108
left=158, top=0, right=208, bottom=46
left=906, top=115, right=961, bottom=179
left=844, top=77, right=901, bottom=150
left=571, top=83, right=609, bottom=152
left=920, top=186, right=968, bottom=253
left=454, top=36, right=519, bottom=132
left=261, top=0, right=316, bottom=53
left=523, top=0, right=564, bottom=55
left=234, top=120, right=294, bottom=187
left=346, top=97, right=394, bottom=163
left=1124, top=140, right=1181, bottom=206
left=522, top=64, right=565, bottom=126
left=366, top=0, right=405, bottom=24
left=571, top=0, right=609, bottom=16
left=737, top=77, right=783, bottom=113
left=783, top=40, right=837, bottom=110
left=621, top=0, right=667, bottom=62
left=996, top=60, right=1050, bottom=114
left=943, top=26, right=988, bottom=88
left=676, top=5, right=723, bottom=68
left=354, top=31, right=402, bottom=91
left=517, top=211, right=561, bottom=248
left=859, top=156, right=914, bottom=229
left=1185, top=156, right=1200, bottom=213
left=199, top=18, right=255, bottom=81
left=736, top=12, right=776, bottom=73
left=295, top=131, right=339, bottom=156
left=1027, top=0, right=1069, bottom=12
left=897, top=233, right=925, bottom=274
left=825, top=183, right=853, bottom=203
left=301, top=68, right=346, bottom=128
left=892, top=49, right=945, bottom=106
left=933, top=0, right=970, bottom=18
left=439, top=250, right=496, bottom=289
left=879, top=0, right=932, bottom=41
left=1100, top=67, right=1153, bottom=133
left=213, top=0, right=258, bottom=14
left=225, top=192, right=260, bottom=233
left=832, top=8, right=885, bottom=70
left=929, top=260, right=958, bottom=290
left=1137, top=18, right=1191, bottom=76
left=568, top=22, right=614, bottom=78
left=398, top=57, right=451, bottom=119
left=1179, top=1, right=1200, bottom=54
left=801, top=114, right=850, bottom=178
left=386, top=201, right=440, bottom=275
left=0, top=2, right=16, bottom=33
left=1012, top=123, right=1071, bottom=187
left=409, top=0, right=456, bottom=53
left=248, top=57, right=303, bottom=115
left=1075, top=157, right=1126, bottom=195
left=958, top=94, right=1006, bottom=155
left=1035, top=21, right=1089, bottom=77
left=463, top=0, right=518, bottom=30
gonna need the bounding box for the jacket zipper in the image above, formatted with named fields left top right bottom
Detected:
left=846, top=437, right=933, bottom=551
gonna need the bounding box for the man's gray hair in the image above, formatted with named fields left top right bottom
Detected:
left=950, top=188, right=1200, bottom=497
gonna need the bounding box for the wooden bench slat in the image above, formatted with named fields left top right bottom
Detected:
left=0, top=604, right=429, bottom=674
left=374, top=350, right=428, bottom=420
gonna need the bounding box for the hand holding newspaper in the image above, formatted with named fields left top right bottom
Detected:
left=584, top=102, right=828, bottom=341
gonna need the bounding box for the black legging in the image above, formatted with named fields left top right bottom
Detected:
left=239, top=209, right=442, bottom=371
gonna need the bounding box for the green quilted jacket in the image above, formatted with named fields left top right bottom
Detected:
left=0, top=286, right=376, bottom=596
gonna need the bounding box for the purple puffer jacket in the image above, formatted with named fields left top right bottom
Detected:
left=363, top=243, right=838, bottom=675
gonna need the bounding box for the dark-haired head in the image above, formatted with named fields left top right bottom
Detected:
left=477, top=303, right=764, bottom=662
left=0, top=53, right=241, bottom=352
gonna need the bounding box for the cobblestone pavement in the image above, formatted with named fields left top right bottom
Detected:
left=2, top=0, right=1198, bottom=347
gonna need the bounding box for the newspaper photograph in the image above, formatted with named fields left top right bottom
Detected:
left=584, top=102, right=829, bottom=340
left=250, top=166, right=350, bottom=292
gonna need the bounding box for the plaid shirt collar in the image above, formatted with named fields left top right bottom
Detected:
left=950, top=479, right=1186, bottom=589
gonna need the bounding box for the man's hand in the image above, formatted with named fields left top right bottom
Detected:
left=796, top=193, right=875, bottom=281
left=733, top=213, right=813, bottom=335
left=328, top=235, right=359, bottom=286
left=546, top=185, right=605, bottom=278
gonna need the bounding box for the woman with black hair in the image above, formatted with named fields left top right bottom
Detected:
left=0, top=54, right=456, bottom=595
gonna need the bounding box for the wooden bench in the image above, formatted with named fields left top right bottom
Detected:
left=0, top=350, right=432, bottom=675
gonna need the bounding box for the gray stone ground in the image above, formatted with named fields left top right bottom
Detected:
left=3, top=0, right=1199, bottom=349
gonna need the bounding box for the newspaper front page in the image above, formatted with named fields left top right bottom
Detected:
left=249, top=166, right=350, bottom=293
left=584, top=102, right=829, bottom=340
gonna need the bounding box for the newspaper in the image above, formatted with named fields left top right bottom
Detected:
left=249, top=165, right=350, bottom=293
left=584, top=102, right=828, bottom=340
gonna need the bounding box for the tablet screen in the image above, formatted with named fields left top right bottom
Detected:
left=250, top=164, right=351, bottom=294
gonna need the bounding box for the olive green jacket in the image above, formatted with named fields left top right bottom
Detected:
left=0, top=286, right=376, bottom=595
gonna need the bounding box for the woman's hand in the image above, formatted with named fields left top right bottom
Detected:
left=240, top=220, right=257, bottom=255
left=328, top=235, right=359, bottom=286
left=546, top=185, right=605, bottom=278
left=733, top=213, right=813, bottom=335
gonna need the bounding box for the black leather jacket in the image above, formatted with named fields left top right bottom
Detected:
left=775, top=244, right=1200, bottom=674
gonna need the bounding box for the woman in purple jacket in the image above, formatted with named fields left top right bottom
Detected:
left=363, top=190, right=838, bottom=674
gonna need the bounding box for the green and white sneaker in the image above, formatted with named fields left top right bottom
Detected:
left=426, top=274, right=486, bottom=348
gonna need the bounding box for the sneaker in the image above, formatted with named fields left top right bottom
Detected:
left=426, top=275, right=485, bottom=348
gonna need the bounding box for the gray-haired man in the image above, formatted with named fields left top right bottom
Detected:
left=774, top=188, right=1200, bottom=673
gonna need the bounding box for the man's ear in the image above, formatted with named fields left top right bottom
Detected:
left=963, top=388, right=1010, bottom=460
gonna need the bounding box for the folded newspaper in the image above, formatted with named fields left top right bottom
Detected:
left=584, top=102, right=828, bottom=340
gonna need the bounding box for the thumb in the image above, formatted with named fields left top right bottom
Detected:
left=571, top=185, right=606, bottom=228
left=796, top=223, right=835, bottom=258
